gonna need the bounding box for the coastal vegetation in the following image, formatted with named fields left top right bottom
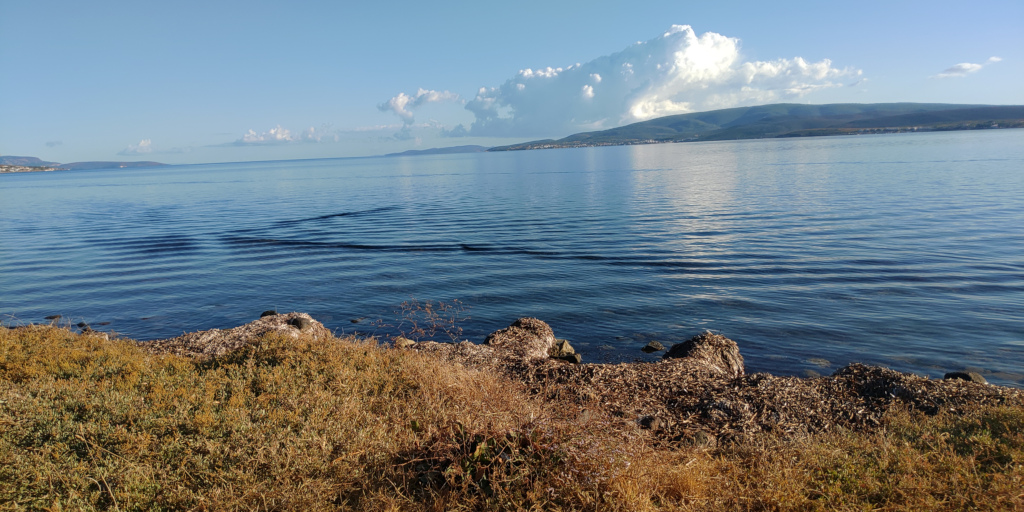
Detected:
left=2, top=321, right=1022, bottom=511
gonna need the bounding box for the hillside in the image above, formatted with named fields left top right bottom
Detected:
left=490, top=103, right=1024, bottom=151
left=0, top=155, right=60, bottom=166
left=57, top=160, right=167, bottom=170
left=386, top=145, right=490, bottom=157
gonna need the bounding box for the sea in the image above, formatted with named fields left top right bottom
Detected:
left=2, top=129, right=1023, bottom=386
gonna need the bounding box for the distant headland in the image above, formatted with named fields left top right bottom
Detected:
left=489, top=102, right=1024, bottom=151
left=0, top=155, right=168, bottom=174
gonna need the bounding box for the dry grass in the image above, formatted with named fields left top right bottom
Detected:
left=1, top=325, right=1022, bottom=510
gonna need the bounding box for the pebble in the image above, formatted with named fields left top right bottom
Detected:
left=641, top=340, right=666, bottom=353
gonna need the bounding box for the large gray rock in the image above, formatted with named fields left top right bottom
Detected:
left=664, top=332, right=745, bottom=378
left=484, top=317, right=557, bottom=360
left=143, top=312, right=331, bottom=359
left=944, top=371, right=988, bottom=385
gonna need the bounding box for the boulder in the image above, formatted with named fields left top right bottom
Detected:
left=143, top=312, right=331, bottom=359
left=260, top=310, right=278, bottom=318
left=558, top=352, right=582, bottom=364
left=288, top=317, right=313, bottom=330
left=944, top=371, right=988, bottom=385
left=484, top=317, right=556, bottom=360
left=548, top=338, right=581, bottom=363
left=664, top=332, right=744, bottom=378
left=393, top=336, right=416, bottom=349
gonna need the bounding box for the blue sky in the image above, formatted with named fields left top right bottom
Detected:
left=1, top=0, right=1021, bottom=164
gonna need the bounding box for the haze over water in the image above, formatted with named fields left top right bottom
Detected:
left=2, top=130, right=1023, bottom=386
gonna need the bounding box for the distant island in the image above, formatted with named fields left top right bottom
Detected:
left=0, top=156, right=168, bottom=174
left=385, top=145, right=490, bottom=157
left=489, top=103, right=1024, bottom=151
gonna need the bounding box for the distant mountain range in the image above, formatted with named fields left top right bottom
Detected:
left=56, top=161, right=167, bottom=170
left=0, top=156, right=168, bottom=172
left=385, top=145, right=490, bottom=157
left=490, top=103, right=1024, bottom=151
left=0, top=156, right=60, bottom=167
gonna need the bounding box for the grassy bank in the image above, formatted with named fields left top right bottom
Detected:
left=1, top=325, right=1022, bottom=510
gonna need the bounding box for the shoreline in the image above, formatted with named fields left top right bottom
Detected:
left=122, top=312, right=1024, bottom=441
left=4, top=313, right=1023, bottom=509
left=0, top=164, right=64, bottom=174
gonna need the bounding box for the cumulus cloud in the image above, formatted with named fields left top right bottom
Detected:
left=233, top=125, right=294, bottom=145
left=301, top=124, right=340, bottom=143
left=220, top=124, right=340, bottom=146
left=378, top=88, right=462, bottom=138
left=932, top=56, right=1002, bottom=78
left=119, top=139, right=153, bottom=155
left=118, top=139, right=193, bottom=155
left=458, top=24, right=861, bottom=137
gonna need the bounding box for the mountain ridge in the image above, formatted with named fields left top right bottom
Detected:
left=489, top=103, right=1024, bottom=151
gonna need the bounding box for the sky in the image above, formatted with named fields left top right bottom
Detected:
left=1, top=0, right=1021, bottom=164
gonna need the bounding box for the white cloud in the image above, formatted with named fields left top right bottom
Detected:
left=932, top=56, right=1002, bottom=78
left=378, top=88, right=461, bottom=125
left=222, top=124, right=340, bottom=146
left=462, top=24, right=861, bottom=137
left=236, top=125, right=294, bottom=145
left=301, top=124, right=340, bottom=143
left=119, top=139, right=153, bottom=155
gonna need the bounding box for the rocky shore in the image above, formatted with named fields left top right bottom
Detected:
left=141, top=313, right=1024, bottom=444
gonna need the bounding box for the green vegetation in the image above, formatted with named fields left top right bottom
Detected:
left=490, top=103, right=1024, bottom=151
left=2, top=325, right=1023, bottom=510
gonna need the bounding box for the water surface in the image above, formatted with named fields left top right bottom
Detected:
left=2, top=130, right=1023, bottom=385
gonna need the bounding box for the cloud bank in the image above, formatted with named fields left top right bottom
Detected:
left=378, top=88, right=462, bottom=139
left=397, top=25, right=861, bottom=138
left=932, top=56, right=1002, bottom=78
left=119, top=139, right=153, bottom=155
left=118, top=139, right=193, bottom=155
left=226, top=124, right=339, bottom=146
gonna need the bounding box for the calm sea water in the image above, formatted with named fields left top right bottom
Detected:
left=2, top=130, right=1023, bottom=386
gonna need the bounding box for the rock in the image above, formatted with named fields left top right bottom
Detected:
left=260, top=310, right=278, bottom=318
left=350, top=317, right=366, bottom=324
left=638, top=415, right=664, bottom=430
left=484, top=317, right=556, bottom=360
left=546, top=338, right=581, bottom=363
left=641, top=340, right=666, bottom=353
left=142, top=312, right=331, bottom=359
left=45, top=315, right=61, bottom=320
left=944, top=371, right=988, bottom=385
left=557, top=353, right=582, bottom=364
left=288, top=317, right=313, bottom=330
left=77, top=322, right=89, bottom=328
left=664, top=332, right=745, bottom=379
left=393, top=336, right=416, bottom=349
left=549, top=338, right=575, bottom=357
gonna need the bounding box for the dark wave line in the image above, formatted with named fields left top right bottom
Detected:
left=275, top=206, right=399, bottom=226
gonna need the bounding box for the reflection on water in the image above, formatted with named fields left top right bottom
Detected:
left=2, top=130, right=1023, bottom=386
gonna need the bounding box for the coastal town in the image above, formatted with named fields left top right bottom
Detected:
left=0, top=164, right=62, bottom=173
